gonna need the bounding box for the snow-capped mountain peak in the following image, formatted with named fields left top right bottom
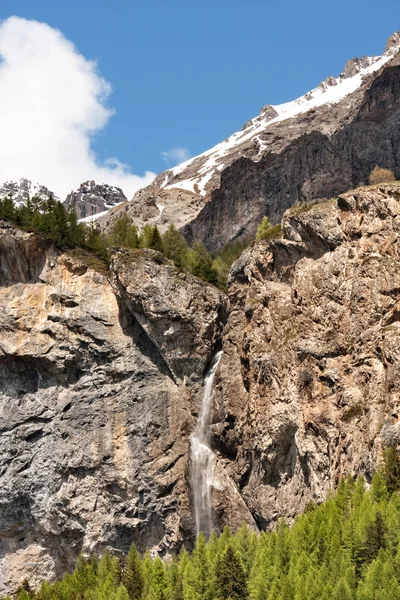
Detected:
left=153, top=31, right=400, bottom=198
left=0, top=178, right=59, bottom=206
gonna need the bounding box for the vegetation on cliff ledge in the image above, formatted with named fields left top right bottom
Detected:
left=0, top=196, right=251, bottom=288
left=6, top=454, right=400, bottom=600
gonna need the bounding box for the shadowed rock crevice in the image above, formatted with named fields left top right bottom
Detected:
left=0, top=224, right=51, bottom=285
left=0, top=354, right=83, bottom=397
left=115, top=294, right=178, bottom=383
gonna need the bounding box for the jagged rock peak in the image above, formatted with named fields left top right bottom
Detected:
left=0, top=178, right=59, bottom=205
left=64, top=180, right=127, bottom=221
left=385, top=30, right=400, bottom=55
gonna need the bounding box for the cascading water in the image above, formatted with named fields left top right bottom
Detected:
left=190, top=350, right=223, bottom=538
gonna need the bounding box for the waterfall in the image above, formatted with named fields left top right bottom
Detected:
left=190, top=350, right=223, bottom=538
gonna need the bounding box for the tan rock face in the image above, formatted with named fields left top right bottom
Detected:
left=212, top=184, right=400, bottom=529
left=0, top=227, right=226, bottom=595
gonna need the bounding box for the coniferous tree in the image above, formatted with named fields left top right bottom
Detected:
left=123, top=543, right=144, bottom=600
left=162, top=224, right=188, bottom=267
left=139, top=224, right=154, bottom=248
left=0, top=196, right=15, bottom=220
left=255, top=216, right=281, bottom=242
left=214, top=545, right=248, bottom=600
left=187, top=241, right=218, bottom=285
left=110, top=215, right=138, bottom=249
left=149, top=225, right=164, bottom=253
left=381, top=446, right=400, bottom=494
left=183, top=532, right=213, bottom=600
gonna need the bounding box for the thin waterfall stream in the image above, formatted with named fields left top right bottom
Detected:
left=190, top=350, right=223, bottom=538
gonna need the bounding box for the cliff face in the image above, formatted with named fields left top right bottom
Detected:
left=0, top=225, right=226, bottom=595
left=183, top=63, right=400, bottom=250
left=211, top=183, right=400, bottom=527
left=3, top=183, right=400, bottom=594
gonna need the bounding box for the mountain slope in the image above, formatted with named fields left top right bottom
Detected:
left=155, top=31, right=400, bottom=197
left=101, top=31, right=400, bottom=251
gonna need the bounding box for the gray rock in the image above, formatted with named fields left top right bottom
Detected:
left=0, top=179, right=58, bottom=206
left=0, top=225, right=227, bottom=595
left=64, top=181, right=127, bottom=219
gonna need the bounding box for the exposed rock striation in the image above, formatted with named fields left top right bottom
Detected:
left=211, top=183, right=400, bottom=528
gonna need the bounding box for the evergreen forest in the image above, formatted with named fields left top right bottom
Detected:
left=6, top=460, right=400, bottom=600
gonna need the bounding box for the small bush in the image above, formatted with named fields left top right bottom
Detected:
left=342, top=403, right=363, bottom=423
left=66, top=249, right=109, bottom=276
left=369, top=166, right=396, bottom=185
left=256, top=216, right=282, bottom=242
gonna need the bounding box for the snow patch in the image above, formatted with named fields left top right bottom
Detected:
left=156, top=203, right=165, bottom=219
left=78, top=210, right=110, bottom=223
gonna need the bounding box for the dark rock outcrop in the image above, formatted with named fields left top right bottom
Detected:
left=64, top=181, right=127, bottom=219
left=183, top=63, right=400, bottom=250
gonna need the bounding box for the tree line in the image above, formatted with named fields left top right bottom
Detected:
left=0, top=196, right=263, bottom=288
left=5, top=448, right=400, bottom=600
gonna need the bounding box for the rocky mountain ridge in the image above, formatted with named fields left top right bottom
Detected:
left=0, top=179, right=59, bottom=205
left=0, top=179, right=127, bottom=222
left=64, top=181, right=127, bottom=220
left=99, top=31, right=400, bottom=251
left=2, top=182, right=400, bottom=593
left=155, top=31, right=400, bottom=197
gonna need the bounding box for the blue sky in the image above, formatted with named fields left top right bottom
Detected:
left=0, top=0, right=399, bottom=197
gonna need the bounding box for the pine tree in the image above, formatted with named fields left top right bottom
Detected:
left=214, top=545, right=248, bottom=600
left=110, top=215, right=139, bottom=249
left=381, top=446, right=400, bottom=494
left=139, top=224, right=154, bottom=248
left=123, top=543, right=144, bottom=600
left=187, top=241, right=218, bottom=285
left=255, top=216, right=281, bottom=242
left=149, top=225, right=164, bottom=253
left=162, top=224, right=188, bottom=267
left=147, top=557, right=168, bottom=600
left=183, top=532, right=213, bottom=600
left=0, top=196, right=15, bottom=220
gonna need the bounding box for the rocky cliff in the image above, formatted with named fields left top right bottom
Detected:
left=0, top=225, right=227, bottom=595
left=2, top=182, right=400, bottom=593
left=210, top=182, right=400, bottom=528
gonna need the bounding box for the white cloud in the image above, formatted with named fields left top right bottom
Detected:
left=162, top=146, right=191, bottom=166
left=0, top=16, right=156, bottom=199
